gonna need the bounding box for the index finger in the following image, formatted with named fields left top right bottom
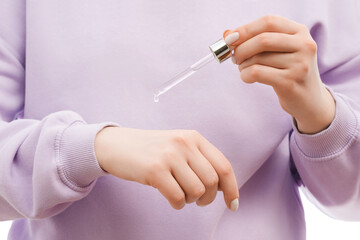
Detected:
left=195, top=134, right=239, bottom=211
left=224, top=15, right=301, bottom=46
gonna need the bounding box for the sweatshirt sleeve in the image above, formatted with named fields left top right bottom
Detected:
left=289, top=2, right=360, bottom=221
left=0, top=0, right=116, bottom=220
left=290, top=89, right=360, bottom=221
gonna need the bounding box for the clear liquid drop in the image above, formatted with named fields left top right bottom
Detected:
left=153, top=93, right=160, bottom=103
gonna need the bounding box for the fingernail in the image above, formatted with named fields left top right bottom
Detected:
left=230, top=198, right=239, bottom=212
left=231, top=56, right=237, bottom=64
left=224, top=32, right=239, bottom=45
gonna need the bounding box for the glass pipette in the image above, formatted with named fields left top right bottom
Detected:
left=153, top=38, right=232, bottom=102
left=153, top=53, right=214, bottom=102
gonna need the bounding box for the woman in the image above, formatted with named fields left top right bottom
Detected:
left=0, top=0, right=359, bottom=239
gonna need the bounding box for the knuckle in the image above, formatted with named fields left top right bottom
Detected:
left=249, top=65, right=261, bottom=78
left=263, top=15, right=278, bottom=29
left=171, top=132, right=187, bottom=146
left=188, top=130, right=200, bottom=139
left=299, top=61, right=310, bottom=74
left=294, top=60, right=310, bottom=79
left=304, top=39, right=317, bottom=54
left=191, top=186, right=206, bottom=199
left=205, top=175, right=219, bottom=188
left=172, top=191, right=186, bottom=206
left=299, top=24, right=309, bottom=33
left=240, top=70, right=253, bottom=84
left=187, top=130, right=202, bottom=146
left=218, top=162, right=233, bottom=177
left=171, top=130, right=199, bottom=147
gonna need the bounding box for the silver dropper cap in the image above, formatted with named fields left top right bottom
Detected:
left=209, top=38, right=232, bottom=63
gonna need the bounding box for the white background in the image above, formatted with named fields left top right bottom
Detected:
left=0, top=191, right=359, bottom=239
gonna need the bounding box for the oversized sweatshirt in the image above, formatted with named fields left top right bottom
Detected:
left=1, top=0, right=360, bottom=239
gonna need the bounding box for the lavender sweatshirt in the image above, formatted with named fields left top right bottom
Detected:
left=1, top=0, right=360, bottom=239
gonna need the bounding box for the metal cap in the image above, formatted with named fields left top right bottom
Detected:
left=209, top=38, right=232, bottom=63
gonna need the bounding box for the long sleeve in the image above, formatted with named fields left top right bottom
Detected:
left=0, top=0, right=115, bottom=220
left=290, top=89, right=360, bottom=220
left=289, top=3, right=360, bottom=221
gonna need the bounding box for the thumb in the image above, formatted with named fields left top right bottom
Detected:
left=222, top=29, right=240, bottom=46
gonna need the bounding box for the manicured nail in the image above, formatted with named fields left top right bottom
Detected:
left=224, top=32, right=239, bottom=45
left=230, top=198, right=239, bottom=212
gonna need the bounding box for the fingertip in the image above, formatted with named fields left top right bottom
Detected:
left=196, top=201, right=207, bottom=207
left=224, top=32, right=240, bottom=45
left=222, top=187, right=239, bottom=211
left=230, top=198, right=239, bottom=212
left=172, top=201, right=186, bottom=210
left=223, top=184, right=239, bottom=212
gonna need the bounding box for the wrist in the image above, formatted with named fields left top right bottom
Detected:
left=295, top=86, right=336, bottom=134
left=94, top=126, right=119, bottom=172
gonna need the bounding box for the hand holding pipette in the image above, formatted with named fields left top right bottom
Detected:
left=224, top=15, right=335, bottom=134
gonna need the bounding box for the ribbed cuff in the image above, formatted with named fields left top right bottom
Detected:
left=57, top=121, right=118, bottom=191
left=292, top=92, right=358, bottom=159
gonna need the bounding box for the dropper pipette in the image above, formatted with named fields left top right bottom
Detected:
left=153, top=38, right=232, bottom=102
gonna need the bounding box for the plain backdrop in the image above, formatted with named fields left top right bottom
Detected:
left=0, top=191, right=359, bottom=239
